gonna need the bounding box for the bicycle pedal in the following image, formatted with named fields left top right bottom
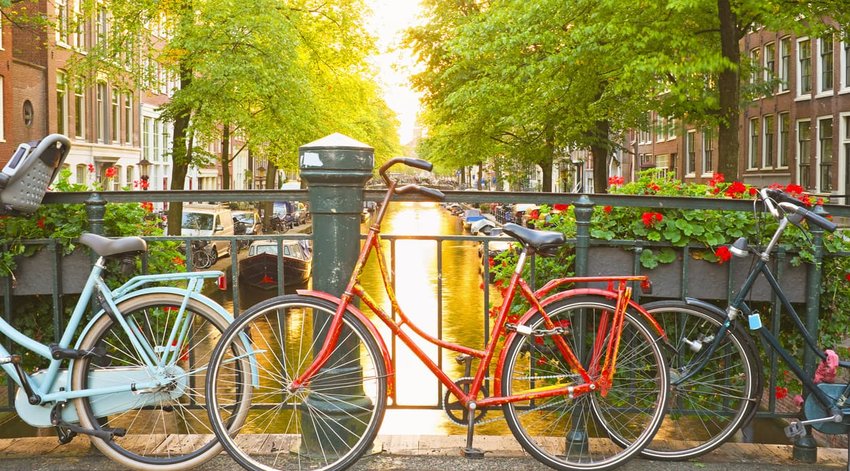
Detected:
left=784, top=421, right=806, bottom=439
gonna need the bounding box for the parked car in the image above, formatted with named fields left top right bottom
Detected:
left=180, top=203, right=234, bottom=260
left=470, top=218, right=497, bottom=235
left=232, top=210, right=262, bottom=235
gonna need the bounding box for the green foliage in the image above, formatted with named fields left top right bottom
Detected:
left=0, top=170, right=184, bottom=370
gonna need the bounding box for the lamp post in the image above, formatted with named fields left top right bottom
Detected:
left=139, top=158, right=151, bottom=190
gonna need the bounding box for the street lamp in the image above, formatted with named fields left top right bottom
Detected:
left=139, top=158, right=151, bottom=190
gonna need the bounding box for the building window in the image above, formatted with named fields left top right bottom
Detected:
left=778, top=112, right=790, bottom=168
left=749, top=118, right=759, bottom=169
left=112, top=165, right=121, bottom=190
left=819, top=117, right=833, bottom=192
left=655, top=114, right=664, bottom=143
left=685, top=130, right=696, bottom=175
left=819, top=37, right=834, bottom=93
left=56, top=0, right=69, bottom=45
left=74, top=82, right=85, bottom=139
left=763, top=115, right=775, bottom=168
left=702, top=128, right=714, bottom=175
left=749, top=48, right=760, bottom=85
left=779, top=37, right=791, bottom=92
left=143, top=117, right=152, bottom=161
left=798, top=38, right=812, bottom=96
left=798, top=120, right=812, bottom=188
left=667, top=117, right=676, bottom=140
left=153, top=120, right=160, bottom=162
left=95, top=7, right=109, bottom=48
left=764, top=42, right=775, bottom=92
left=56, top=72, right=67, bottom=135
left=124, top=92, right=132, bottom=144
left=843, top=115, right=850, bottom=201
left=76, top=164, right=87, bottom=185
left=96, top=83, right=106, bottom=142
left=843, top=41, right=850, bottom=90
left=0, top=76, right=4, bottom=141
left=111, top=88, right=119, bottom=144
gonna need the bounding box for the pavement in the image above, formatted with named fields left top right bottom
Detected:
left=0, top=434, right=846, bottom=470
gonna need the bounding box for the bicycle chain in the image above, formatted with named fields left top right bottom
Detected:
left=444, top=373, right=583, bottom=426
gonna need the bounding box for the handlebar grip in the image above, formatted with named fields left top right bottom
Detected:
left=794, top=205, right=837, bottom=233
left=403, top=158, right=433, bottom=172
left=418, top=186, right=445, bottom=202
left=765, top=188, right=807, bottom=207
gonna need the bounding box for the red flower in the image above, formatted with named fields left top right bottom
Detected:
left=140, top=202, right=154, bottom=213
left=716, top=246, right=732, bottom=264
left=724, top=181, right=747, bottom=198
left=748, top=187, right=758, bottom=196
left=537, top=356, right=548, bottom=366
left=506, top=315, right=519, bottom=324
left=87, top=163, right=94, bottom=173
left=140, top=179, right=150, bottom=190
left=105, top=167, right=117, bottom=178
left=133, top=180, right=139, bottom=188
left=552, top=203, right=569, bottom=212
left=36, top=218, right=45, bottom=229
left=608, top=176, right=624, bottom=186
left=172, top=257, right=185, bottom=266
left=534, top=336, right=545, bottom=345
left=844, top=273, right=850, bottom=282
left=646, top=183, right=661, bottom=193
left=709, top=173, right=725, bottom=187
left=488, top=257, right=495, bottom=268
left=603, top=205, right=612, bottom=214
left=528, top=209, right=540, bottom=220
left=641, top=211, right=663, bottom=227
left=775, top=386, right=788, bottom=400
left=785, top=184, right=804, bottom=195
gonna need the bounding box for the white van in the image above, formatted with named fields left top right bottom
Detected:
left=181, top=203, right=234, bottom=260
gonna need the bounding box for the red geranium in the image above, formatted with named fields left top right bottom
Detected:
left=87, top=163, right=95, bottom=173
left=775, top=386, right=788, bottom=400
left=641, top=211, right=663, bottom=227
left=552, top=203, right=569, bottom=212
left=105, top=167, right=117, bottom=178
left=608, top=176, right=624, bottom=186
left=528, top=209, right=540, bottom=220
left=709, top=173, right=725, bottom=187
left=716, top=246, right=732, bottom=264
left=724, top=181, right=747, bottom=198
left=603, top=205, right=612, bottom=214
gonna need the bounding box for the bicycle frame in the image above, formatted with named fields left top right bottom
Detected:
left=677, top=232, right=849, bottom=416
left=292, top=181, right=663, bottom=411
left=0, top=257, right=226, bottom=406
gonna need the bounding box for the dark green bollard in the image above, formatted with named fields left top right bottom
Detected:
left=298, top=133, right=374, bottom=456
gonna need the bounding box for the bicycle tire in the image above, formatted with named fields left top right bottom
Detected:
left=206, top=294, right=388, bottom=471
left=637, top=300, right=762, bottom=460
left=500, top=296, right=668, bottom=471
left=71, top=292, right=251, bottom=470
left=192, top=249, right=213, bottom=269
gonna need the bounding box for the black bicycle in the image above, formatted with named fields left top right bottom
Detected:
left=637, top=187, right=848, bottom=463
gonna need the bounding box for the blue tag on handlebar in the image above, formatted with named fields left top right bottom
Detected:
left=748, top=313, right=763, bottom=330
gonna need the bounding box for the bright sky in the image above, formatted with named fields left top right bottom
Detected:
left=365, top=0, right=423, bottom=146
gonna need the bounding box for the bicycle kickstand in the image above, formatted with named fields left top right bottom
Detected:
left=458, top=354, right=484, bottom=459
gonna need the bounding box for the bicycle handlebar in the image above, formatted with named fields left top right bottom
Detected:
left=378, top=157, right=445, bottom=202
left=759, top=188, right=836, bottom=233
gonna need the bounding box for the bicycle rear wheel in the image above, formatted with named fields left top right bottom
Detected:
left=501, top=296, right=668, bottom=471
left=72, top=292, right=249, bottom=470
left=206, top=294, right=387, bottom=471
left=639, top=300, right=761, bottom=460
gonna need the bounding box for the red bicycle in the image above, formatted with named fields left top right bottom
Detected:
left=205, top=157, right=670, bottom=471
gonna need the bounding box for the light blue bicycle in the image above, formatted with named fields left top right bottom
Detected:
left=0, top=135, right=252, bottom=470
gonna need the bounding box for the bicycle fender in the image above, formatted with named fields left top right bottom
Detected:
left=493, top=288, right=670, bottom=396
left=296, top=289, right=396, bottom=398
left=682, top=297, right=728, bottom=318
left=74, top=287, right=235, bottom=350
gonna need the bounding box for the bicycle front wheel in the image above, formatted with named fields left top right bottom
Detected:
left=72, top=292, right=248, bottom=470
left=640, top=300, right=762, bottom=460
left=501, top=296, right=668, bottom=471
left=206, top=294, right=388, bottom=471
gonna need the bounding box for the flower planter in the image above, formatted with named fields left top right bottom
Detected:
left=11, top=248, right=90, bottom=296
left=586, top=246, right=807, bottom=303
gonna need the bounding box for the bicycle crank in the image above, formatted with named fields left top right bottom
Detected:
left=444, top=377, right=489, bottom=425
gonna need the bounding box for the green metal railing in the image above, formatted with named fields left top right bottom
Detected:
left=2, top=189, right=849, bottom=426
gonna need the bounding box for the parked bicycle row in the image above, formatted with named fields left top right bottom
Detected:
left=0, top=136, right=848, bottom=471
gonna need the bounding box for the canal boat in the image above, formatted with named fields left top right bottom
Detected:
left=238, top=239, right=312, bottom=289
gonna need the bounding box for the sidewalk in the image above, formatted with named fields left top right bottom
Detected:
left=0, top=434, right=845, bottom=470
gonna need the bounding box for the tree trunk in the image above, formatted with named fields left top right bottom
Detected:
left=717, top=0, right=741, bottom=180
left=591, top=119, right=610, bottom=193
left=540, top=128, right=555, bottom=192
left=167, top=62, right=193, bottom=236
left=221, top=124, right=231, bottom=190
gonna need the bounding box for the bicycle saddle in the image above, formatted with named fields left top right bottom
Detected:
left=79, top=233, right=147, bottom=257
left=502, top=223, right=565, bottom=256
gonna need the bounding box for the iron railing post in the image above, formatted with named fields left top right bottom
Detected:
left=298, top=133, right=374, bottom=455
left=793, top=203, right=826, bottom=463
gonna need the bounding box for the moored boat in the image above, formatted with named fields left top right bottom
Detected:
left=238, top=239, right=312, bottom=289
